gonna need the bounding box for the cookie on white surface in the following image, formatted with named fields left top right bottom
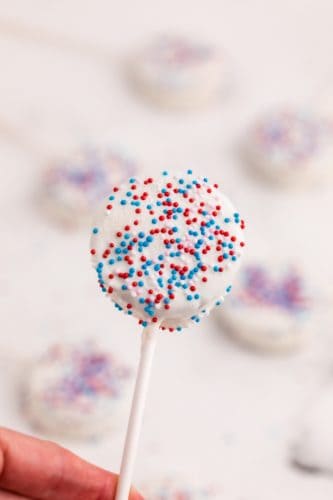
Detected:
left=142, top=479, right=218, bottom=499
left=40, top=146, right=139, bottom=228
left=245, top=108, right=333, bottom=187
left=23, top=342, right=131, bottom=439
left=292, top=384, right=333, bottom=474
left=216, top=263, right=313, bottom=353
left=129, top=35, right=228, bottom=109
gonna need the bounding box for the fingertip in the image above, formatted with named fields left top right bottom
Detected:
left=130, top=487, right=145, bottom=500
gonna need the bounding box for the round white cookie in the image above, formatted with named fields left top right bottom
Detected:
left=23, top=342, right=131, bottom=439
left=129, top=35, right=228, bottom=109
left=90, top=170, right=246, bottom=332
left=40, top=146, right=139, bottom=228
left=245, top=108, right=333, bottom=187
left=142, top=479, right=219, bottom=499
left=216, top=263, right=313, bottom=353
left=292, top=383, right=333, bottom=474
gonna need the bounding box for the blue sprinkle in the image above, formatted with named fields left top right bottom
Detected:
left=92, top=227, right=99, bottom=234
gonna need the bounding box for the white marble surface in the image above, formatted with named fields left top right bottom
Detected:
left=0, top=1, right=333, bottom=498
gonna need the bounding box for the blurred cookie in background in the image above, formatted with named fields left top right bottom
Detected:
left=141, top=478, right=219, bottom=499
left=215, top=263, right=314, bottom=353
left=128, top=34, right=230, bottom=110
left=244, top=108, right=333, bottom=188
left=39, top=145, right=139, bottom=229
left=292, top=382, right=333, bottom=475
left=23, top=341, right=132, bottom=440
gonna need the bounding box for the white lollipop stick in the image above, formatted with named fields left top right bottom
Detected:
left=115, top=324, right=158, bottom=500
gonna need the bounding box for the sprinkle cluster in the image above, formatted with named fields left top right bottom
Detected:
left=148, top=36, right=216, bottom=67
left=252, top=109, right=333, bottom=165
left=43, top=147, right=138, bottom=208
left=42, top=344, right=130, bottom=412
left=234, top=265, right=310, bottom=314
left=90, top=171, right=245, bottom=330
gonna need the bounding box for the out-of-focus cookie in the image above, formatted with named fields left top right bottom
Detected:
left=129, top=35, right=229, bottom=109
left=40, top=146, right=139, bottom=228
left=216, top=263, right=313, bottom=353
left=245, top=108, right=333, bottom=187
left=23, top=341, right=132, bottom=439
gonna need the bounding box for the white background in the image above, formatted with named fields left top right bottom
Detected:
left=0, top=1, right=333, bottom=498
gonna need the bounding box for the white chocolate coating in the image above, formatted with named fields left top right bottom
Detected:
left=292, top=384, right=333, bottom=474
left=90, top=171, right=245, bottom=331
left=40, top=146, right=138, bottom=228
left=245, top=108, right=333, bottom=187
left=216, top=263, right=312, bottom=353
left=129, top=35, right=227, bottom=109
left=23, top=342, right=131, bottom=439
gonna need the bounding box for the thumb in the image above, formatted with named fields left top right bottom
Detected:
left=0, top=427, right=144, bottom=499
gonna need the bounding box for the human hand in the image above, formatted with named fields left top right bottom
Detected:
left=0, top=427, right=143, bottom=499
